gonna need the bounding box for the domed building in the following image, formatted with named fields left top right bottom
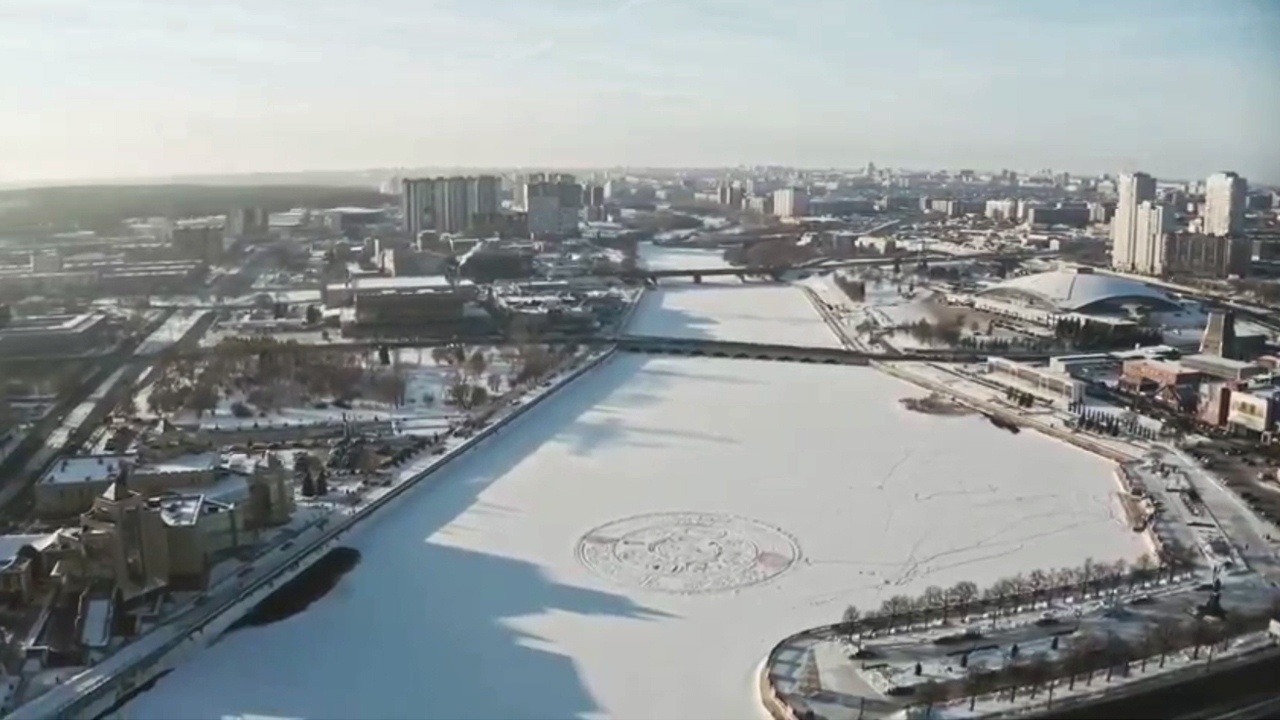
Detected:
left=977, top=267, right=1181, bottom=316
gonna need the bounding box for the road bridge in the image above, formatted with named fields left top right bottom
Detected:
left=613, top=334, right=1055, bottom=365
left=619, top=250, right=1052, bottom=282
left=614, top=335, right=872, bottom=365
left=4, top=334, right=1060, bottom=371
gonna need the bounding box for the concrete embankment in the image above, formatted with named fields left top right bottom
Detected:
left=7, top=349, right=618, bottom=720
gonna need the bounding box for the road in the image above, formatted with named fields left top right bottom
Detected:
left=0, top=310, right=175, bottom=518
left=1046, top=647, right=1280, bottom=719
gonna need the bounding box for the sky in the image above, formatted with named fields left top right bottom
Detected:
left=2, top=0, right=1278, bottom=185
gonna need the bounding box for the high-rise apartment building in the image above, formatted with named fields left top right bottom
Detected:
left=400, top=176, right=501, bottom=238
left=225, top=207, right=269, bottom=239
left=772, top=187, right=809, bottom=218
left=717, top=182, right=744, bottom=208
left=1132, top=201, right=1172, bottom=275
left=466, top=176, right=501, bottom=230
left=402, top=178, right=436, bottom=240
left=522, top=173, right=582, bottom=237
left=1203, top=172, right=1247, bottom=237
left=1110, top=172, right=1157, bottom=271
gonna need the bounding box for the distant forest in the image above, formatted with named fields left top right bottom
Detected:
left=0, top=184, right=393, bottom=235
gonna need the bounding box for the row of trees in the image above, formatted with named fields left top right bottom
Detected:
left=1053, top=317, right=1162, bottom=352
left=838, top=553, right=1191, bottom=641
left=909, top=605, right=1273, bottom=717
left=147, top=338, right=559, bottom=419
left=895, top=318, right=964, bottom=347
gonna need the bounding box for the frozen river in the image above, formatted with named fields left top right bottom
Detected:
left=637, top=242, right=732, bottom=272
left=124, top=355, right=1146, bottom=720
left=627, top=276, right=845, bottom=348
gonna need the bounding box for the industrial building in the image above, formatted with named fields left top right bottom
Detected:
left=0, top=313, right=111, bottom=358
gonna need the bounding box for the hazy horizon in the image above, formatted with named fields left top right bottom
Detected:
left=4, top=0, right=1279, bottom=186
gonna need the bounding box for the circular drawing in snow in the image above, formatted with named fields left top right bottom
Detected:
left=575, top=512, right=801, bottom=594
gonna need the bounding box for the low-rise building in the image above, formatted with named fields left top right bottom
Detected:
left=1120, top=359, right=1205, bottom=410
left=1227, top=387, right=1280, bottom=436
left=36, top=451, right=220, bottom=518
left=153, top=491, right=247, bottom=589
left=0, top=312, right=110, bottom=358
left=1162, top=232, right=1251, bottom=278
left=986, top=357, right=1086, bottom=404
left=0, top=533, right=59, bottom=605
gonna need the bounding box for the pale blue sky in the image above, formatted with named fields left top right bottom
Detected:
left=2, top=0, right=1277, bottom=184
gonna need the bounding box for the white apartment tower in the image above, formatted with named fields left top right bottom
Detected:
left=1203, top=171, right=1247, bottom=237
left=772, top=187, right=809, bottom=219
left=1132, top=201, right=1172, bottom=275
left=400, top=176, right=501, bottom=238
left=1110, top=172, right=1157, bottom=271
left=401, top=178, right=435, bottom=241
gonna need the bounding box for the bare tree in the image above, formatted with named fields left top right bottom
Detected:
left=1000, top=661, right=1028, bottom=703
left=840, top=605, right=861, bottom=646
left=963, top=667, right=996, bottom=712
left=1189, top=618, right=1215, bottom=661
left=465, top=348, right=488, bottom=382
left=1103, top=632, right=1132, bottom=681
left=1154, top=617, right=1185, bottom=669
left=922, top=586, right=946, bottom=623
left=1062, top=638, right=1089, bottom=691
left=1079, top=558, right=1098, bottom=600
left=1007, top=573, right=1029, bottom=611
left=915, top=680, right=948, bottom=718
left=1136, top=625, right=1159, bottom=672
left=948, top=581, right=979, bottom=621
left=1027, top=569, right=1050, bottom=608
left=1131, top=553, right=1155, bottom=591
left=1107, top=559, right=1129, bottom=597
left=1022, top=654, right=1053, bottom=699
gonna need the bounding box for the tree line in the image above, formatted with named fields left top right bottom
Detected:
left=838, top=554, right=1185, bottom=644
left=828, top=552, right=1279, bottom=717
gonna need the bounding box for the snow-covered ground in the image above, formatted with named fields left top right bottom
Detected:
left=136, top=310, right=210, bottom=355
left=628, top=277, right=846, bottom=348
left=148, top=347, right=509, bottom=431
left=124, top=355, right=1147, bottom=720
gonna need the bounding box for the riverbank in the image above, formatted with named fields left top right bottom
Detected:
left=6, top=347, right=618, bottom=720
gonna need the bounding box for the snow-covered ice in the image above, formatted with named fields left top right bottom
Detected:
left=637, top=242, right=732, bottom=272
left=124, top=355, right=1147, bottom=720
left=628, top=278, right=845, bottom=348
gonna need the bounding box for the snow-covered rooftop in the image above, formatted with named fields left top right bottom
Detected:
left=0, top=534, right=55, bottom=564
left=40, top=455, right=131, bottom=485
left=138, top=452, right=220, bottom=476
left=152, top=495, right=235, bottom=527
left=981, top=268, right=1180, bottom=313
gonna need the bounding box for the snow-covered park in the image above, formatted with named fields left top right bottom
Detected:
left=123, top=354, right=1147, bottom=720
left=136, top=345, right=516, bottom=432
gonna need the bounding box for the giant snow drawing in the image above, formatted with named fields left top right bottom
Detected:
left=576, top=512, right=801, bottom=594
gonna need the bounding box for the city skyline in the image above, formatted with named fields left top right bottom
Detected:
left=3, top=0, right=1278, bottom=185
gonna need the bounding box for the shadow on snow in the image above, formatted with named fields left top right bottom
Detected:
left=127, top=351, right=679, bottom=720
